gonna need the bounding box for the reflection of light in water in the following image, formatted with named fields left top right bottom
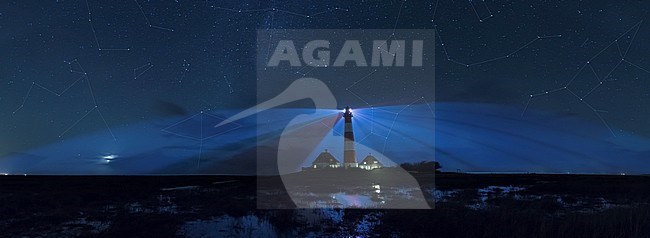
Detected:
left=333, top=193, right=373, bottom=208
left=297, top=184, right=429, bottom=208
left=373, top=184, right=381, bottom=193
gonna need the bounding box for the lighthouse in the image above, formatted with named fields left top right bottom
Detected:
left=343, top=106, right=358, bottom=168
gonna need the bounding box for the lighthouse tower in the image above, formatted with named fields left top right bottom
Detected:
left=343, top=106, right=358, bottom=168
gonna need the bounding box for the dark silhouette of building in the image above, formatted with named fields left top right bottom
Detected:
left=310, top=149, right=341, bottom=169
left=359, top=153, right=383, bottom=170
left=343, top=106, right=358, bottom=168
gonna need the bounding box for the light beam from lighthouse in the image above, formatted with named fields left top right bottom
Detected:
left=343, top=106, right=358, bottom=168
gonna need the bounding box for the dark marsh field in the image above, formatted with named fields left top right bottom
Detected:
left=1, top=173, right=649, bottom=237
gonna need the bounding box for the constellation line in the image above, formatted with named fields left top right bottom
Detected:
left=133, top=63, right=154, bottom=79
left=522, top=21, right=647, bottom=137
left=134, top=0, right=175, bottom=32
left=13, top=60, right=117, bottom=141
left=435, top=24, right=562, bottom=68
left=85, top=0, right=131, bottom=51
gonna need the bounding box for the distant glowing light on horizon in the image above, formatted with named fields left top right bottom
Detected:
left=101, top=154, right=118, bottom=160
left=100, top=154, right=119, bottom=163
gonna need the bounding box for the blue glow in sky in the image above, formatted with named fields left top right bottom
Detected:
left=2, top=103, right=649, bottom=175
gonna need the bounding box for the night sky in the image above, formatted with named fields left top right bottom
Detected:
left=1, top=1, right=650, bottom=171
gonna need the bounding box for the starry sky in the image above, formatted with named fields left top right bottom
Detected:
left=1, top=0, right=650, bottom=159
